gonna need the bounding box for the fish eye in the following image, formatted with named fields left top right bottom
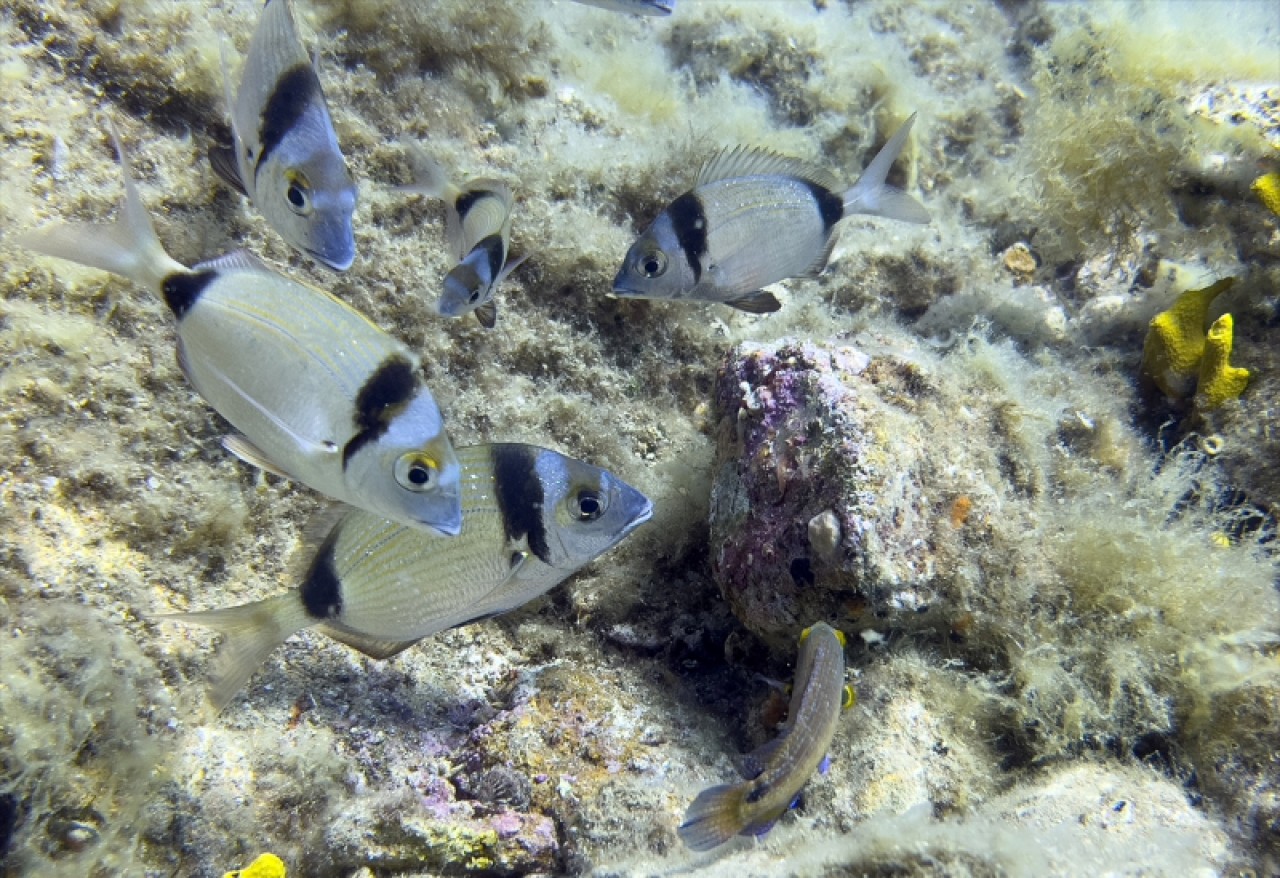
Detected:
left=638, top=249, right=668, bottom=278
left=469, top=289, right=481, bottom=304
left=285, top=171, right=312, bottom=215
left=395, top=452, right=439, bottom=492
left=570, top=488, right=606, bottom=522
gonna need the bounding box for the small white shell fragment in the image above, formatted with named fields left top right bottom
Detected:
left=807, top=509, right=842, bottom=560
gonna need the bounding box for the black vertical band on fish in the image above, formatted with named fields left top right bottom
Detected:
left=491, top=444, right=550, bottom=563
left=453, top=189, right=487, bottom=222
left=667, top=192, right=707, bottom=281
left=473, top=234, right=507, bottom=282
left=255, top=63, right=323, bottom=173
left=799, top=179, right=845, bottom=235
left=300, top=532, right=344, bottom=619
left=161, top=270, right=218, bottom=320
left=343, top=355, right=418, bottom=466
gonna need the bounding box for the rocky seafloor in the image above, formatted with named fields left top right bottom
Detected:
left=1, top=0, right=1279, bottom=875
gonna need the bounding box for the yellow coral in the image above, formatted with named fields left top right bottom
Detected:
left=1195, top=314, right=1250, bottom=410
left=1252, top=171, right=1280, bottom=216
left=1140, top=277, right=1235, bottom=398
left=223, top=853, right=287, bottom=878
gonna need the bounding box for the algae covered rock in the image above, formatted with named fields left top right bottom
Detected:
left=709, top=339, right=955, bottom=648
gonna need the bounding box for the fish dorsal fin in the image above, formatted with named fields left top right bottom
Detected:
left=318, top=622, right=423, bottom=661
left=736, top=736, right=785, bottom=779
left=726, top=290, right=781, bottom=313
left=286, top=502, right=350, bottom=585
left=696, top=145, right=840, bottom=192
left=208, top=144, right=248, bottom=196
left=221, top=433, right=291, bottom=478
left=194, top=248, right=272, bottom=274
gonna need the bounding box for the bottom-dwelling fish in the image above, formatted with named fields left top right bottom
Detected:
left=567, top=0, right=674, bottom=15
left=166, top=443, right=652, bottom=710
left=399, top=143, right=526, bottom=328
left=678, top=623, right=853, bottom=851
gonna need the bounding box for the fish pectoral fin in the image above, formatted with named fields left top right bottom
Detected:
left=726, top=291, right=781, bottom=314
left=474, top=300, right=497, bottom=329
left=495, top=252, right=530, bottom=286
left=317, top=622, right=423, bottom=660
left=736, top=737, right=785, bottom=780
left=208, top=144, right=248, bottom=196
left=222, top=434, right=292, bottom=478
left=187, top=356, right=338, bottom=464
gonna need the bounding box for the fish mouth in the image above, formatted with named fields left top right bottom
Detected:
left=416, top=504, right=463, bottom=537
left=307, top=243, right=355, bottom=272
left=610, top=279, right=644, bottom=298
left=308, top=250, right=354, bottom=272
left=628, top=498, right=655, bottom=531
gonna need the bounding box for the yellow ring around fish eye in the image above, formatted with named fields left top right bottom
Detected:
left=570, top=488, right=606, bottom=522
left=640, top=249, right=668, bottom=278
left=284, top=169, right=313, bottom=215
left=395, top=452, right=439, bottom=493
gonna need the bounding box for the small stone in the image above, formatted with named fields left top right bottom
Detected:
left=1001, top=242, right=1037, bottom=280
left=807, top=509, right=842, bottom=560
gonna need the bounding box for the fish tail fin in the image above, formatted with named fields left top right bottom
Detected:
left=18, top=121, right=186, bottom=292
left=842, top=112, right=929, bottom=224
left=678, top=783, right=746, bottom=852
left=160, top=592, right=313, bottom=712
left=396, top=139, right=453, bottom=201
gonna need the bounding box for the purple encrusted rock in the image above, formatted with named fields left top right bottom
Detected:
left=710, top=339, right=952, bottom=649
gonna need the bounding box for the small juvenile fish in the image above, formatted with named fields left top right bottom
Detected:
left=19, top=125, right=463, bottom=536
left=166, top=443, right=653, bottom=709
left=678, top=623, right=853, bottom=851
left=567, top=0, right=675, bottom=15
left=613, top=115, right=929, bottom=313
left=209, top=0, right=357, bottom=270
left=399, top=144, right=524, bottom=328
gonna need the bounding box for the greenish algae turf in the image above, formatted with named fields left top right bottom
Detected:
left=1, top=0, right=1278, bottom=875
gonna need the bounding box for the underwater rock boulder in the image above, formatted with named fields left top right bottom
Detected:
left=710, top=339, right=958, bottom=649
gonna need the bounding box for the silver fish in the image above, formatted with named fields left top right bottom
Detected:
left=567, top=0, right=674, bottom=15
left=678, top=623, right=853, bottom=851
left=18, top=124, right=463, bottom=536
left=166, top=443, right=653, bottom=709
left=399, top=144, right=525, bottom=329
left=209, top=0, right=357, bottom=271
left=613, top=114, right=929, bottom=313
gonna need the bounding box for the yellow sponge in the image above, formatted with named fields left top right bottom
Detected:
left=223, top=853, right=287, bottom=878
left=1195, top=314, right=1250, bottom=410
left=1141, top=277, right=1234, bottom=399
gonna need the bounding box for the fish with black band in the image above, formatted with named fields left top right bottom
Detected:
left=613, top=114, right=928, bottom=313
left=398, top=143, right=526, bottom=328
left=209, top=0, right=357, bottom=270
left=679, top=623, right=854, bottom=851
left=18, top=123, right=462, bottom=536
left=164, top=443, right=653, bottom=710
